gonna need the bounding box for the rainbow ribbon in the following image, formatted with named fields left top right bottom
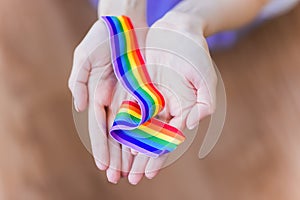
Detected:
left=101, top=16, right=185, bottom=158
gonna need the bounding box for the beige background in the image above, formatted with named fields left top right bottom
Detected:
left=0, top=0, right=300, bottom=199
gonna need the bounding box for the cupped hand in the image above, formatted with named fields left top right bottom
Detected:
left=125, top=20, right=218, bottom=185
left=68, top=16, right=148, bottom=184
left=69, top=18, right=135, bottom=184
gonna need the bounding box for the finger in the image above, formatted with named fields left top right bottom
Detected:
left=68, top=20, right=110, bottom=112
left=128, top=154, right=149, bottom=185
left=121, top=146, right=133, bottom=177
left=106, top=109, right=121, bottom=184
left=88, top=105, right=109, bottom=171
left=169, top=114, right=185, bottom=131
left=186, top=82, right=216, bottom=130
left=144, top=115, right=182, bottom=180
left=156, top=105, right=172, bottom=122
left=145, top=154, right=168, bottom=180
left=130, top=149, right=139, bottom=156
left=68, top=49, right=90, bottom=112
left=186, top=103, right=211, bottom=130
left=142, top=99, right=172, bottom=180
left=106, top=136, right=121, bottom=184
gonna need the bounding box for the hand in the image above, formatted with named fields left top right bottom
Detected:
left=124, top=13, right=218, bottom=185
left=68, top=0, right=148, bottom=184
left=68, top=19, right=144, bottom=184
left=68, top=19, right=115, bottom=172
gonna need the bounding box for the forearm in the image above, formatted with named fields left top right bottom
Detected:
left=97, top=0, right=147, bottom=27
left=162, top=0, right=269, bottom=36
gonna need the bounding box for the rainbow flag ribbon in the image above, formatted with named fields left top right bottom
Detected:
left=101, top=16, right=185, bottom=158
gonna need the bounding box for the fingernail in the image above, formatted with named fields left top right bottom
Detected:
left=128, top=175, right=139, bottom=185
left=187, top=122, right=198, bottom=130
left=108, top=180, right=118, bottom=184
left=129, top=180, right=138, bottom=185
left=95, top=161, right=108, bottom=171
left=145, top=173, right=155, bottom=180
left=131, top=149, right=138, bottom=156
left=106, top=169, right=119, bottom=184
left=74, top=101, right=80, bottom=112
left=145, top=169, right=158, bottom=180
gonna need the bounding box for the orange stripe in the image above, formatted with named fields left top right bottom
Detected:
left=120, top=17, right=165, bottom=109
left=143, top=120, right=185, bottom=141
left=121, top=101, right=141, bottom=115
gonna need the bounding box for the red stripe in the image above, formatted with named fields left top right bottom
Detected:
left=143, top=119, right=185, bottom=139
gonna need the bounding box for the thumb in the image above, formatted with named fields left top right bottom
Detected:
left=186, top=103, right=211, bottom=130
left=68, top=20, right=110, bottom=112
left=186, top=72, right=217, bottom=130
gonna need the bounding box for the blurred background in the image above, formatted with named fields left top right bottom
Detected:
left=1, top=0, right=300, bottom=199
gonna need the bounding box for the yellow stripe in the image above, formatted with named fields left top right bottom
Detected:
left=139, top=124, right=182, bottom=145
left=119, top=107, right=141, bottom=119
left=118, top=17, right=149, bottom=97
left=118, top=16, right=161, bottom=115
left=130, top=68, right=160, bottom=108
left=118, top=17, right=134, bottom=59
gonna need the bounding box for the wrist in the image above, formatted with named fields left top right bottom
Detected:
left=157, top=11, right=208, bottom=38
left=152, top=11, right=209, bottom=51
left=161, top=11, right=207, bottom=35
left=98, top=0, right=147, bottom=27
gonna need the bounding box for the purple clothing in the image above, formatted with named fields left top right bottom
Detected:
left=90, top=0, right=182, bottom=26
left=91, top=0, right=235, bottom=49
left=146, top=0, right=181, bottom=26
left=90, top=0, right=299, bottom=50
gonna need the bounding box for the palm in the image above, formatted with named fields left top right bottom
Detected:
left=69, top=20, right=121, bottom=173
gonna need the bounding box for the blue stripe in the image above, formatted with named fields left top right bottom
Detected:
left=111, top=130, right=164, bottom=154
left=105, top=17, right=121, bottom=61
left=113, top=119, right=139, bottom=128
left=124, top=129, right=175, bottom=152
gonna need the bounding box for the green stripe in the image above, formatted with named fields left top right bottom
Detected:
left=129, top=128, right=177, bottom=149
left=116, top=112, right=141, bottom=124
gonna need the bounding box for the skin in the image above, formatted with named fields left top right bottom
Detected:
left=69, top=0, right=269, bottom=185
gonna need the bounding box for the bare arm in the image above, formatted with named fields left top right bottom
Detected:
left=167, top=0, right=269, bottom=36
left=98, top=0, right=269, bottom=36
left=97, top=0, right=147, bottom=27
